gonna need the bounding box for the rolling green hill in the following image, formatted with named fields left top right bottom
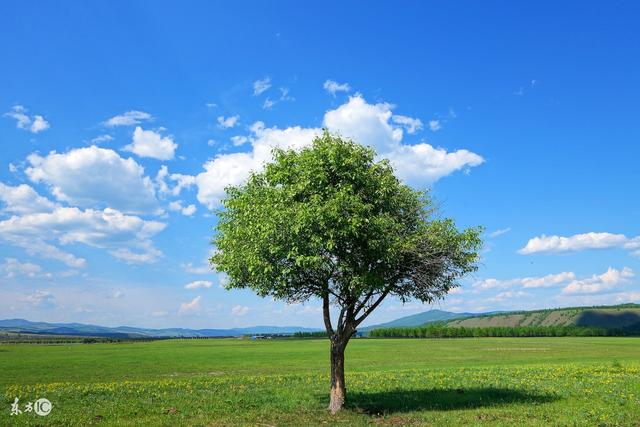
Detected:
left=445, top=304, right=640, bottom=332
left=362, top=309, right=477, bottom=330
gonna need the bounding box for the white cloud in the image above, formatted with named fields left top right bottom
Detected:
left=104, top=111, right=153, bottom=127
left=519, top=232, right=636, bottom=255
left=323, top=80, right=351, bottom=96
left=156, top=167, right=196, bottom=197
left=217, top=115, right=239, bottom=129
left=30, top=115, right=50, bottom=133
left=0, top=183, right=57, bottom=214
left=26, top=146, right=159, bottom=215
left=123, top=127, right=177, bottom=160
left=181, top=204, right=196, bottom=216
left=182, top=262, right=210, bottom=275
left=195, top=123, right=320, bottom=209
left=185, top=280, right=213, bottom=290
left=521, top=272, right=577, bottom=288
left=263, top=98, right=275, bottom=110
left=168, top=200, right=196, bottom=216
left=230, top=136, right=249, bottom=146
left=428, top=120, right=442, bottom=132
left=253, top=77, right=271, bottom=96
left=2, top=258, right=42, bottom=278
left=487, top=290, right=532, bottom=302
left=8, top=239, right=86, bottom=268
left=562, top=267, right=634, bottom=295
left=488, top=227, right=511, bottom=238
left=392, top=115, right=423, bottom=134
left=262, top=88, right=294, bottom=110
left=4, top=105, right=50, bottom=133
left=178, top=296, right=201, bottom=315
left=324, top=95, right=402, bottom=152
left=194, top=95, right=483, bottom=208
left=169, top=173, right=196, bottom=196
left=0, top=206, right=165, bottom=266
left=473, top=277, right=520, bottom=291
left=110, top=247, right=162, bottom=264
left=384, top=143, right=484, bottom=185
left=231, top=305, right=250, bottom=316
left=91, top=134, right=114, bottom=144
left=24, top=290, right=55, bottom=308
left=474, top=271, right=576, bottom=290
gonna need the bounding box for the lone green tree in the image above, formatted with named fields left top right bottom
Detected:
left=211, top=132, right=482, bottom=413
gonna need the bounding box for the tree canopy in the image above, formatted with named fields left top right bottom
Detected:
left=211, top=131, right=482, bottom=412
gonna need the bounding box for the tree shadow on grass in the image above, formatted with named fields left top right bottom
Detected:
left=343, top=387, right=557, bottom=415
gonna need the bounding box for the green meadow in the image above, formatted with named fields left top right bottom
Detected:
left=2, top=337, right=639, bottom=426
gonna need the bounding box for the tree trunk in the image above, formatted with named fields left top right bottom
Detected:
left=328, top=339, right=346, bottom=414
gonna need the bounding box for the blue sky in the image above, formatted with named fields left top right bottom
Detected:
left=1, top=1, right=639, bottom=329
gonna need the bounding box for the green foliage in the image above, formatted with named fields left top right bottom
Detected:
left=212, top=131, right=482, bottom=333
left=368, top=324, right=629, bottom=338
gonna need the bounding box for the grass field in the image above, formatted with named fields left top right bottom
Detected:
left=1, top=337, right=639, bottom=426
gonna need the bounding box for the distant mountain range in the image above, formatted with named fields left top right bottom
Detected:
left=0, top=319, right=320, bottom=338
left=0, top=308, right=474, bottom=338
left=3, top=304, right=637, bottom=339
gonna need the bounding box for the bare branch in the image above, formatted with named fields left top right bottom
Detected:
left=322, top=291, right=334, bottom=335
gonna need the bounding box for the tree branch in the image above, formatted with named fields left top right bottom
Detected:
left=354, top=286, right=393, bottom=327
left=322, top=291, right=335, bottom=335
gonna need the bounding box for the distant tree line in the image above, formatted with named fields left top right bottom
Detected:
left=368, top=324, right=632, bottom=338
left=292, top=331, right=329, bottom=338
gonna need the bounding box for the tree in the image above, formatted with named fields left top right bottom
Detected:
left=211, top=131, right=482, bottom=413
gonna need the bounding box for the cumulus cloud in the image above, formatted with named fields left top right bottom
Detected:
left=193, top=94, right=483, bottom=209
left=323, top=80, right=351, bottom=96
left=156, top=167, right=196, bottom=197
left=324, top=95, right=402, bottom=151
left=392, top=115, right=423, bottom=134
left=2, top=258, right=42, bottom=278
left=519, top=232, right=637, bottom=255
left=521, top=272, right=577, bottom=289
left=474, top=271, right=576, bottom=290
left=184, top=280, right=213, bottom=290
left=384, top=143, right=484, bottom=185
left=231, top=305, right=250, bottom=316
left=104, top=111, right=153, bottom=127
left=475, top=268, right=634, bottom=297
left=253, top=77, right=271, bottom=96
left=0, top=183, right=57, bottom=214
left=0, top=205, right=166, bottom=266
left=124, top=127, right=177, bottom=160
left=168, top=200, right=196, bottom=216
left=178, top=295, right=201, bottom=315
left=25, top=146, right=159, bottom=215
left=4, top=105, right=50, bottom=133
left=562, top=267, right=634, bottom=295
left=217, top=115, right=239, bottom=129
left=195, top=123, right=320, bottom=208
